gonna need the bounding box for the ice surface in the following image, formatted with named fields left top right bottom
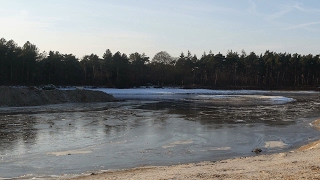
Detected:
left=92, top=88, right=302, bottom=104
left=95, top=88, right=268, bottom=95
left=1, top=88, right=320, bottom=179
left=195, top=95, right=295, bottom=104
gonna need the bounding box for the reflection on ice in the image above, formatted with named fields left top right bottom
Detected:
left=162, top=140, right=194, bottom=149
left=94, top=88, right=311, bottom=105
left=195, top=95, right=295, bottom=105
left=47, top=147, right=94, bottom=156
left=94, top=88, right=318, bottom=96
left=264, top=141, right=287, bottom=148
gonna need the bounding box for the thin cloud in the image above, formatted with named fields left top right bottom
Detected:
left=267, top=7, right=291, bottom=20
left=268, top=2, right=320, bottom=19
left=266, top=2, right=320, bottom=32
left=267, top=2, right=306, bottom=20
left=0, top=9, right=56, bottom=30
left=283, top=21, right=320, bottom=30
left=292, top=2, right=320, bottom=14
left=247, top=0, right=259, bottom=15
left=0, top=16, right=50, bottom=30
left=181, top=4, right=239, bottom=15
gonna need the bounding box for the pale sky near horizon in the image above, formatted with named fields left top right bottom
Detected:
left=1, top=0, right=320, bottom=59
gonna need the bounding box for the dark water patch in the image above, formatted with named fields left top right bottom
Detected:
left=135, top=100, right=299, bottom=126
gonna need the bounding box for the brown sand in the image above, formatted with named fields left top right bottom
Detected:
left=59, top=119, right=320, bottom=180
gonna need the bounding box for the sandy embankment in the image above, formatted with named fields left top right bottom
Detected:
left=63, top=119, right=320, bottom=180
left=0, top=86, right=115, bottom=107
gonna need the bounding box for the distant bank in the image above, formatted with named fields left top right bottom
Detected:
left=0, top=86, right=115, bottom=107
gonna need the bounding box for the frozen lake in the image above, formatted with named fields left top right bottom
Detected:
left=0, top=88, right=320, bottom=179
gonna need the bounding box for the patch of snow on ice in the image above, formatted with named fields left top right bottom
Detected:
left=90, top=88, right=316, bottom=104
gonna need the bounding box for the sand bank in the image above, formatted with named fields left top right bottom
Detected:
left=0, top=86, right=115, bottom=107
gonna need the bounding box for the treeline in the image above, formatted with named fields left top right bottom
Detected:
left=0, top=37, right=319, bottom=89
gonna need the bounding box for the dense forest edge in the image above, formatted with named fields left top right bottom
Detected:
left=0, top=37, right=319, bottom=90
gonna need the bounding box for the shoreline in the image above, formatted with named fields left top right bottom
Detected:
left=56, top=118, right=320, bottom=180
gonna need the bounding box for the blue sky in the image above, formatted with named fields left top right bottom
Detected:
left=1, top=0, right=320, bottom=59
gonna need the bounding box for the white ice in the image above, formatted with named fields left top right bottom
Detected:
left=87, top=88, right=307, bottom=104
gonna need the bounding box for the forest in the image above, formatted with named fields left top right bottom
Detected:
left=0, top=37, right=319, bottom=89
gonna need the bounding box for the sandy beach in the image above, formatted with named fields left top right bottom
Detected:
left=58, top=119, right=320, bottom=180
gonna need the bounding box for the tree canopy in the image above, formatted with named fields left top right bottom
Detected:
left=0, top=37, right=319, bottom=89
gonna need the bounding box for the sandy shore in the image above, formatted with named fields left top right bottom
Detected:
left=59, top=119, right=320, bottom=180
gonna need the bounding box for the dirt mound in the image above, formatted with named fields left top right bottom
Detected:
left=0, top=86, right=115, bottom=107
